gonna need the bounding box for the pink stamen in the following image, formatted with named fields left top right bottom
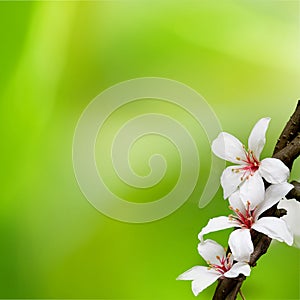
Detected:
left=238, top=149, right=260, bottom=180
left=209, top=254, right=232, bottom=275
left=229, top=201, right=257, bottom=229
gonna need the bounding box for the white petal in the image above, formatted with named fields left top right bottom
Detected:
left=224, top=262, right=251, bottom=278
left=248, top=117, right=270, bottom=158
left=252, top=217, right=293, bottom=245
left=198, top=216, right=238, bottom=242
left=191, top=270, right=220, bottom=296
left=212, top=132, right=246, bottom=164
left=228, top=191, right=246, bottom=214
left=177, top=266, right=220, bottom=296
left=255, top=183, right=294, bottom=219
left=259, top=158, right=290, bottom=184
left=278, top=198, right=300, bottom=248
left=197, top=240, right=226, bottom=265
left=239, top=172, right=265, bottom=209
left=229, top=229, right=253, bottom=262
left=221, top=166, right=244, bottom=199
left=177, top=266, right=210, bottom=280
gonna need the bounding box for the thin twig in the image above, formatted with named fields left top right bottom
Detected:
left=238, top=289, right=246, bottom=300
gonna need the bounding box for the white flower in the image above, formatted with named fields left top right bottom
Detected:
left=278, top=198, right=300, bottom=248
left=198, top=183, right=294, bottom=256
left=177, top=239, right=251, bottom=296
left=212, top=118, right=290, bottom=201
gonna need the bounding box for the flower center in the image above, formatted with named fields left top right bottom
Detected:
left=235, top=148, right=260, bottom=180
left=244, top=149, right=260, bottom=172
left=208, top=253, right=232, bottom=275
left=229, top=201, right=256, bottom=229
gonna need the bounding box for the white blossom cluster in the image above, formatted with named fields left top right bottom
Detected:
left=178, top=118, right=300, bottom=296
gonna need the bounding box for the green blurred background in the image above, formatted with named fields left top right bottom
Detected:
left=0, top=1, right=299, bottom=299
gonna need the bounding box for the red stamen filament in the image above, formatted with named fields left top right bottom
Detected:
left=236, top=148, right=260, bottom=181
left=208, top=254, right=232, bottom=275
left=229, top=201, right=256, bottom=229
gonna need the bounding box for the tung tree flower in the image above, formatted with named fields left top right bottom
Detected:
left=212, top=118, right=290, bottom=201
left=198, top=183, right=294, bottom=256
left=278, top=198, right=300, bottom=248
left=177, top=239, right=251, bottom=296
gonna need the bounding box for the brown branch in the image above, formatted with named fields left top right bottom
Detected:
left=273, top=100, right=300, bottom=155
left=273, top=133, right=300, bottom=169
left=212, top=101, right=300, bottom=299
left=249, top=233, right=271, bottom=266
left=212, top=276, right=245, bottom=300
left=226, top=279, right=244, bottom=300
left=286, top=181, right=300, bottom=202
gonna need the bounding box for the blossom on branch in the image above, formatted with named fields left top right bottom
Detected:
left=177, top=113, right=298, bottom=298
left=212, top=118, right=290, bottom=201
left=177, top=239, right=251, bottom=296
left=198, top=183, right=294, bottom=254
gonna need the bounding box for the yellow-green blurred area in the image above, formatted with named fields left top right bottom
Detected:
left=0, top=1, right=299, bottom=299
